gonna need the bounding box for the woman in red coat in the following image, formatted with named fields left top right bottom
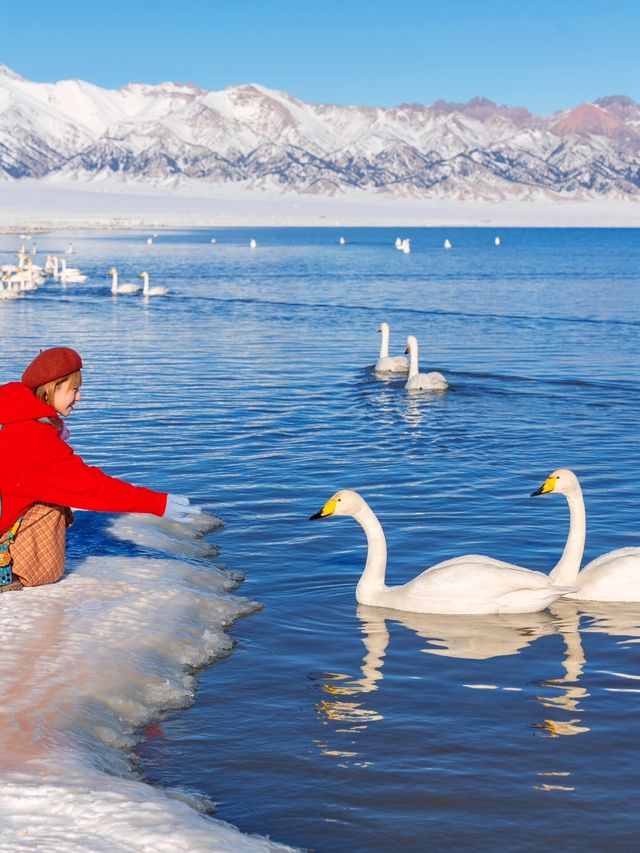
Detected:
left=0, top=347, right=198, bottom=590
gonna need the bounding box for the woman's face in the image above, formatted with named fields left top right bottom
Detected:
left=51, top=377, right=81, bottom=417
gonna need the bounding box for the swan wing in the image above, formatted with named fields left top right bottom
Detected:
left=572, top=547, right=640, bottom=602
left=381, top=555, right=568, bottom=613
left=404, top=556, right=554, bottom=598
left=406, top=371, right=448, bottom=391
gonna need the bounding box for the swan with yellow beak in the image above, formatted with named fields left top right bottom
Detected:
left=310, top=486, right=574, bottom=615
left=531, top=468, right=640, bottom=601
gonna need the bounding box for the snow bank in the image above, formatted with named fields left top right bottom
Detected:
left=0, top=513, right=295, bottom=852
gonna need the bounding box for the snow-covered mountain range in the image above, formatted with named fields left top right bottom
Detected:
left=1, top=63, right=639, bottom=200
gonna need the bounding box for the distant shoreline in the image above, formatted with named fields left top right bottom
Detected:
left=1, top=180, right=639, bottom=231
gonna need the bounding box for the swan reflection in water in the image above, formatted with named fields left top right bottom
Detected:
left=315, top=605, right=559, bottom=761
left=314, top=611, right=388, bottom=760
left=534, top=604, right=590, bottom=738
left=314, top=602, right=640, bottom=762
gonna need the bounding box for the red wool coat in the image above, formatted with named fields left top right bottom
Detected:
left=0, top=382, right=167, bottom=532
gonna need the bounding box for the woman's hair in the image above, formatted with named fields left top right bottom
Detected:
left=34, top=370, right=82, bottom=406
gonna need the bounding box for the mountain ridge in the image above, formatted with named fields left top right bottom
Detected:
left=1, top=64, right=639, bottom=199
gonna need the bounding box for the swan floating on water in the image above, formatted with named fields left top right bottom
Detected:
left=443, top=239, right=452, bottom=249
left=401, top=238, right=411, bottom=254
left=495, top=236, right=501, bottom=246
left=9, top=260, right=38, bottom=291
left=375, top=322, right=409, bottom=374
left=309, top=489, right=573, bottom=614
left=108, top=267, right=140, bottom=295
left=339, top=236, right=346, bottom=245
left=65, top=242, right=74, bottom=255
left=532, top=469, right=640, bottom=601
left=59, top=258, right=87, bottom=283
left=139, top=271, right=168, bottom=296
left=147, top=237, right=153, bottom=245
left=249, top=239, right=257, bottom=249
left=0, top=273, right=20, bottom=300
left=404, top=335, right=447, bottom=392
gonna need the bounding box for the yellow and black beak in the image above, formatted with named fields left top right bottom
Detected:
left=309, top=497, right=337, bottom=521
left=530, top=476, right=557, bottom=497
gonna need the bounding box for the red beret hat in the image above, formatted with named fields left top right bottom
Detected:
left=21, top=347, right=83, bottom=389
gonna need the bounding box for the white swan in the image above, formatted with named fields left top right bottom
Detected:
left=65, top=242, right=74, bottom=255
left=444, top=239, right=452, bottom=249
left=0, top=273, right=20, bottom=300
left=108, top=267, right=140, bottom=295
left=339, top=236, right=346, bottom=245
left=309, top=489, right=573, bottom=614
left=533, top=469, right=640, bottom=602
left=9, top=262, right=38, bottom=291
left=147, top=237, right=153, bottom=245
left=401, top=238, right=411, bottom=254
left=249, top=239, right=257, bottom=249
left=404, top=335, right=447, bottom=392
left=139, top=271, right=168, bottom=296
left=59, top=258, right=87, bottom=283
left=22, top=258, right=45, bottom=286
left=375, top=322, right=409, bottom=374
left=495, top=236, right=501, bottom=246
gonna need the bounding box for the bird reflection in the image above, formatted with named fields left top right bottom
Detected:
left=534, top=605, right=590, bottom=738
left=570, top=599, right=640, bottom=641
left=315, top=615, right=387, bottom=744
left=314, top=601, right=640, bottom=775
left=537, top=598, right=640, bottom=740
left=401, top=393, right=425, bottom=428
left=314, top=605, right=556, bottom=762
left=356, top=603, right=556, bottom=660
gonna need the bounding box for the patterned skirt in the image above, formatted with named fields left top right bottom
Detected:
left=0, top=503, right=74, bottom=587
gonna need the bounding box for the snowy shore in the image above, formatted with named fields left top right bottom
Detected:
left=0, top=512, right=296, bottom=852
left=1, top=180, right=639, bottom=230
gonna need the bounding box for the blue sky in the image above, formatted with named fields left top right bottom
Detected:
left=2, top=0, right=638, bottom=113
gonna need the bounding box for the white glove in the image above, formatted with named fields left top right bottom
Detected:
left=162, top=494, right=201, bottom=523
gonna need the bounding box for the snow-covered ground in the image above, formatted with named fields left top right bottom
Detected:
left=1, top=179, right=639, bottom=230
left=0, top=512, right=296, bottom=852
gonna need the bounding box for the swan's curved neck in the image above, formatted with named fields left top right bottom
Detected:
left=550, top=485, right=586, bottom=586
left=353, top=503, right=388, bottom=602
left=379, top=327, right=390, bottom=359
left=408, top=343, right=419, bottom=378
left=111, top=270, right=118, bottom=291
left=142, top=273, right=149, bottom=294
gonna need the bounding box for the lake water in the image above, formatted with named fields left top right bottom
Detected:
left=1, top=227, right=639, bottom=851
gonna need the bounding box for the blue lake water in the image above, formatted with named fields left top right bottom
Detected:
left=1, top=226, right=639, bottom=851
